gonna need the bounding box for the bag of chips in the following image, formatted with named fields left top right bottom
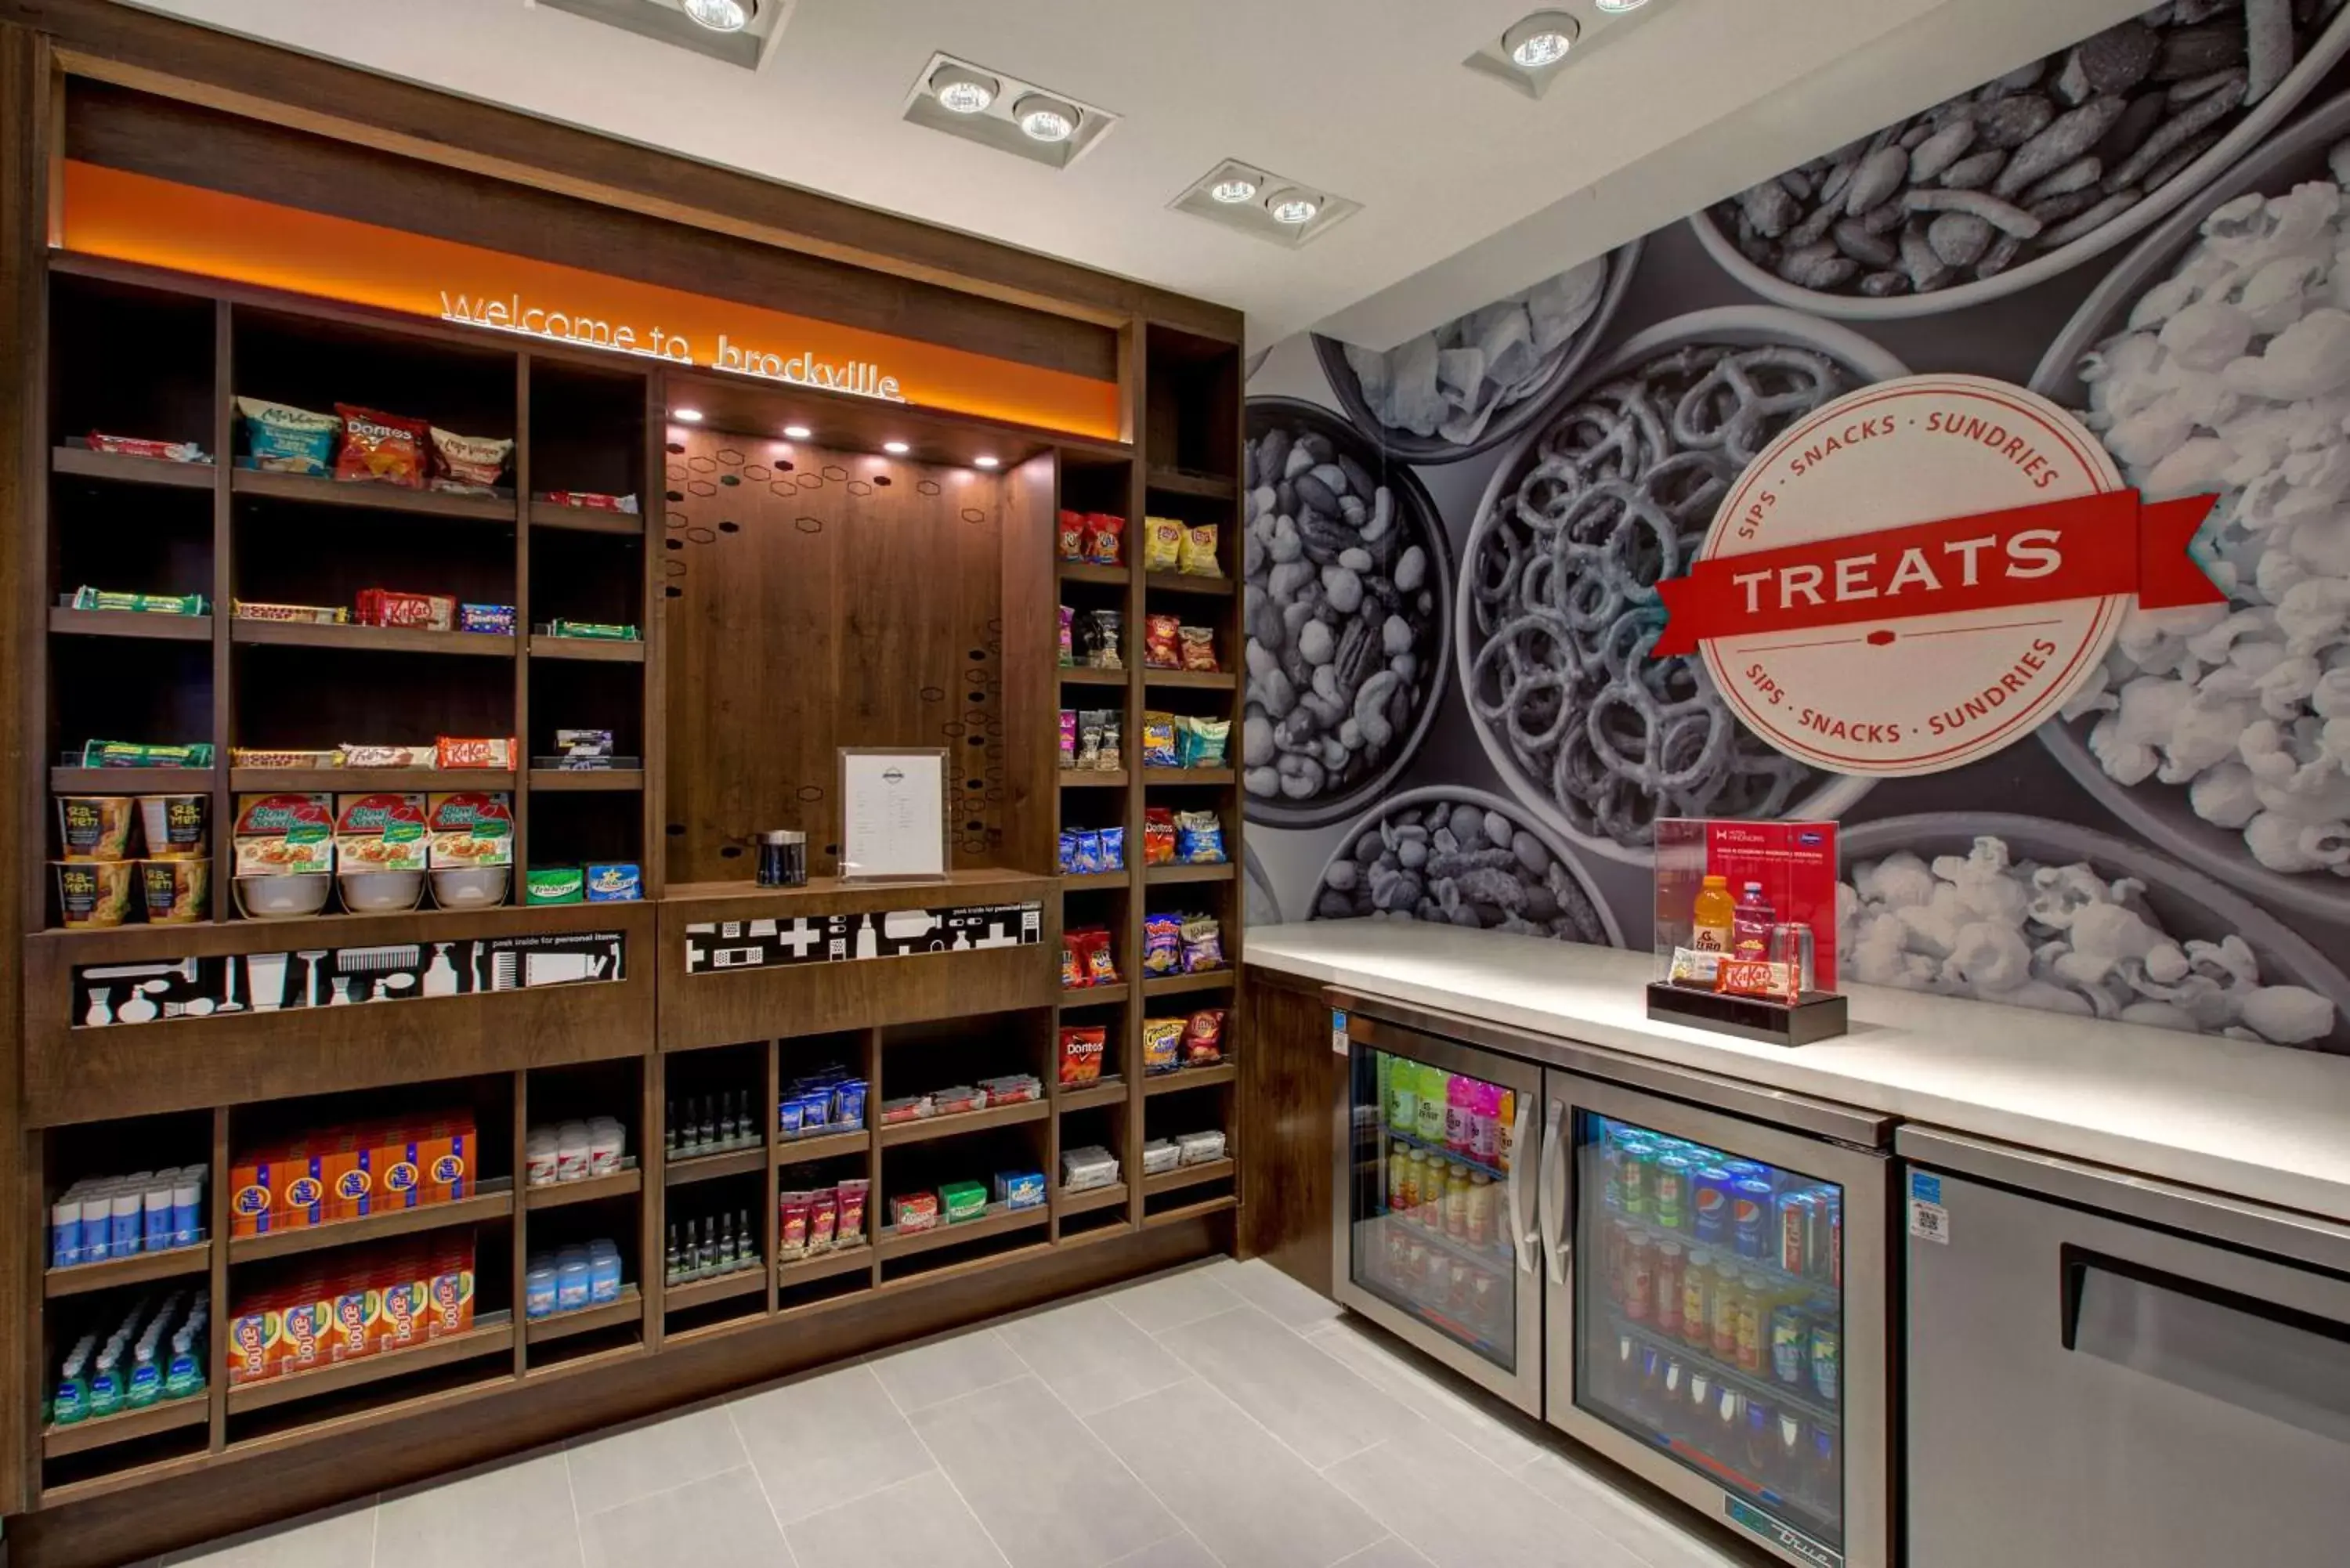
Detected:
left=1180, top=625, right=1219, bottom=672
left=1058, top=829, right=1077, bottom=875
left=428, top=427, right=512, bottom=495
left=1143, top=516, right=1184, bottom=573
left=1100, top=826, right=1126, bottom=871
left=1058, top=1025, right=1106, bottom=1085
left=1184, top=1009, right=1226, bottom=1067
left=1082, top=927, right=1120, bottom=985
left=1058, top=511, right=1087, bottom=562
left=1176, top=810, right=1226, bottom=865
left=1178, top=717, right=1231, bottom=769
left=1058, top=605, right=1076, bottom=667
left=1179, top=523, right=1221, bottom=577
left=1059, top=710, right=1078, bottom=769
left=1094, top=713, right=1123, bottom=771
left=1085, top=609, right=1123, bottom=670
left=1084, top=512, right=1126, bottom=565
left=1072, top=830, right=1104, bottom=876
left=1143, top=912, right=1183, bottom=976
left=1077, top=712, right=1107, bottom=770
left=1142, top=1017, right=1184, bottom=1075
left=1061, top=932, right=1084, bottom=989
left=334, top=405, right=430, bottom=489
left=1144, top=614, right=1183, bottom=670
left=237, top=398, right=339, bottom=475
left=1141, top=712, right=1180, bottom=769
left=1143, top=807, right=1177, bottom=865
left=1180, top=914, right=1224, bottom=974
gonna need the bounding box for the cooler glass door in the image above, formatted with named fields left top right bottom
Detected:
left=1331, top=1009, right=1546, bottom=1416
left=1541, top=1071, right=1889, bottom=1568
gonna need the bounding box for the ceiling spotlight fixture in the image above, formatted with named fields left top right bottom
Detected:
left=1503, top=11, right=1579, bottom=69
left=1266, top=188, right=1321, bottom=226
left=1014, top=94, right=1078, bottom=143
left=884, top=441, right=911, bottom=455
left=674, top=408, right=705, bottom=423
left=681, top=0, right=752, bottom=34
left=1594, top=0, right=1650, bottom=11
left=783, top=425, right=811, bottom=439
left=974, top=455, right=1000, bottom=468
left=1210, top=176, right=1259, bottom=204
left=929, top=63, right=998, bottom=114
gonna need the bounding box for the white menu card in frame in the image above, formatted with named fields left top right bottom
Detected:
left=838, top=747, right=949, bottom=883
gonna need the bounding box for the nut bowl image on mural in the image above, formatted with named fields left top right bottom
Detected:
left=2033, top=90, right=2350, bottom=919
left=1839, top=814, right=2348, bottom=1048
left=1309, top=786, right=1622, bottom=945
left=1310, top=240, right=1644, bottom=464
left=1691, top=0, right=2350, bottom=320
left=1455, top=307, right=1901, bottom=862
left=1243, top=397, right=1454, bottom=828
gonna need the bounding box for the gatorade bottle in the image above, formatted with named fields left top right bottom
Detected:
left=1692, top=876, right=1734, bottom=952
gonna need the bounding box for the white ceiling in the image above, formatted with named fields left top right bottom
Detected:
left=118, top=0, right=2146, bottom=348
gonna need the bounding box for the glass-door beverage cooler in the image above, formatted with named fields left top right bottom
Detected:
left=1333, top=1002, right=1893, bottom=1568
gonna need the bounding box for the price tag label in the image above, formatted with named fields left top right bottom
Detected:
left=1330, top=1009, right=1348, bottom=1056
left=1909, top=1170, right=1949, bottom=1245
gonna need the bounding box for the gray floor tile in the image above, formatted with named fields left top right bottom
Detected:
left=1088, top=1378, right=1384, bottom=1568
left=566, top=1401, right=748, bottom=1516
left=1222, top=1258, right=1345, bottom=1331
left=1516, top=1451, right=1748, bottom=1568
left=1327, top=1433, right=1628, bottom=1568
left=997, top=1297, right=1191, bottom=1416
left=786, top=1469, right=1009, bottom=1568
left=376, top=1447, right=581, bottom=1568
left=1332, top=1540, right=1439, bottom=1568
left=580, top=1467, right=790, bottom=1568
left=1104, top=1262, right=1248, bottom=1335
left=1307, top=1319, right=1547, bottom=1472
left=732, top=1363, right=935, bottom=1524
left=912, top=1375, right=1180, bottom=1568
left=161, top=1496, right=377, bottom=1566
left=1159, top=1306, right=1420, bottom=1469
left=870, top=1326, right=1029, bottom=1412
left=1106, top=1534, right=1223, bottom=1568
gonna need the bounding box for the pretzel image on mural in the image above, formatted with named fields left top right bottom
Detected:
left=1653, top=374, right=2225, bottom=777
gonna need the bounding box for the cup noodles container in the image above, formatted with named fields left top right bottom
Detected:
left=53, top=859, right=135, bottom=928
left=56, top=797, right=135, bottom=860
left=233, top=793, right=334, bottom=877
left=138, top=858, right=209, bottom=924
left=427, top=792, right=514, bottom=869
left=136, top=794, right=208, bottom=859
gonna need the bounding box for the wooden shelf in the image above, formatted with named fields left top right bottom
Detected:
left=229, top=1182, right=515, bottom=1264
left=48, top=608, right=212, bottom=642
left=49, top=765, right=215, bottom=793
left=1144, top=768, right=1235, bottom=786
left=527, top=768, right=645, bottom=793
left=1142, top=1158, right=1234, bottom=1197
left=1060, top=983, right=1130, bottom=1009
left=663, top=1146, right=765, bottom=1187
left=1060, top=770, right=1128, bottom=789
left=231, top=466, right=514, bottom=522
left=231, top=767, right=518, bottom=792
left=530, top=634, right=645, bottom=663
left=876, top=1202, right=1047, bottom=1260
left=1058, top=1182, right=1128, bottom=1216
left=1141, top=971, right=1235, bottom=999
left=522, top=1168, right=642, bottom=1211
left=773, top=1128, right=870, bottom=1165
left=1146, top=467, right=1238, bottom=500
left=45, top=1240, right=212, bottom=1299
left=523, top=1286, right=642, bottom=1346
left=225, top=1313, right=516, bottom=1414
left=52, top=445, right=218, bottom=490
left=530, top=501, right=645, bottom=535
left=1062, top=869, right=1130, bottom=891
left=1143, top=670, right=1236, bottom=690
left=1144, top=571, right=1234, bottom=598
left=1146, top=862, right=1234, bottom=886
left=1145, top=1063, right=1237, bottom=1096
left=1056, top=562, right=1129, bottom=587
left=42, top=1396, right=208, bottom=1459
left=660, top=1266, right=765, bottom=1313
left=232, top=619, right=515, bottom=657
left=1058, top=666, right=1128, bottom=686
left=661, top=867, right=1058, bottom=908
left=1056, top=1078, right=1128, bottom=1112
left=1146, top=1194, right=1238, bottom=1228
left=877, top=1097, right=1047, bottom=1148
left=776, top=1247, right=872, bottom=1289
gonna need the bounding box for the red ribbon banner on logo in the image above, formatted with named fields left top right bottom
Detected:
left=1650, top=491, right=2223, bottom=658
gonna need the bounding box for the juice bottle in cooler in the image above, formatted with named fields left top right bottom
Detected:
left=1383, top=1053, right=1415, bottom=1135
left=1470, top=1082, right=1501, bottom=1165
left=1682, top=1249, right=1715, bottom=1350
left=1736, top=1272, right=1770, bottom=1372
left=1386, top=1141, right=1412, bottom=1216
left=1444, top=1165, right=1470, bottom=1239
left=1654, top=1242, right=1685, bottom=1335
left=1712, top=1266, right=1743, bottom=1359
left=1445, top=1075, right=1475, bottom=1154
left=1415, top=1066, right=1448, bottom=1146
left=1497, top=1089, right=1515, bottom=1173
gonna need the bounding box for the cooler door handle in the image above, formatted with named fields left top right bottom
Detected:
left=1538, top=1100, right=1570, bottom=1286
left=1506, top=1090, right=1538, bottom=1274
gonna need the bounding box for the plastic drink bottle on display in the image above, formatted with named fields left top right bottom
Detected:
left=1691, top=875, right=1734, bottom=952
left=1733, top=881, right=1775, bottom=960
left=1416, top=1065, right=1447, bottom=1144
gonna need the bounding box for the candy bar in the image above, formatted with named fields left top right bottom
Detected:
left=434, top=736, right=519, bottom=770
left=233, top=601, right=349, bottom=624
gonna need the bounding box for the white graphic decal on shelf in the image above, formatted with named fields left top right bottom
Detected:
left=682, top=901, right=1044, bottom=974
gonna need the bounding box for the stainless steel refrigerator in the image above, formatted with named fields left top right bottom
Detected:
left=1902, top=1127, right=2350, bottom=1568
left=1330, top=998, right=1894, bottom=1568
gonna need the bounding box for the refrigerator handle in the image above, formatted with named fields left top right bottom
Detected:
left=1538, top=1099, right=1570, bottom=1286
left=1506, top=1090, right=1538, bottom=1274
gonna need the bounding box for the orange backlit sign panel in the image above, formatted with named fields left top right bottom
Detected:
left=60, top=161, right=1121, bottom=439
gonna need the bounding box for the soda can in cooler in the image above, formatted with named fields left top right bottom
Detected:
left=1469, top=1270, right=1499, bottom=1339
left=1720, top=1160, right=1770, bottom=1188
left=1620, top=1140, right=1656, bottom=1219
left=1690, top=1166, right=1733, bottom=1245
left=1800, top=1189, right=1833, bottom=1281
left=1770, top=1302, right=1810, bottom=1388
left=1600, top=1134, right=1627, bottom=1213
left=1827, top=1196, right=1842, bottom=1290
left=1731, top=1179, right=1774, bottom=1259
left=1810, top=1314, right=1842, bottom=1407
left=1653, top=1155, right=1692, bottom=1233
left=1624, top=1234, right=1657, bottom=1322
left=1775, top=1191, right=1813, bottom=1275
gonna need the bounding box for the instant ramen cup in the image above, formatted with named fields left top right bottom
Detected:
left=431, top=865, right=510, bottom=909
left=56, top=859, right=136, bottom=928
left=339, top=869, right=425, bottom=914
left=137, top=794, right=208, bottom=860
left=233, top=873, right=332, bottom=920
left=56, top=797, right=134, bottom=861
left=139, top=858, right=210, bottom=925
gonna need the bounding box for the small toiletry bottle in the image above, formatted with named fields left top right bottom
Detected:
left=588, top=1240, right=622, bottom=1305
left=555, top=1247, right=591, bottom=1313
left=665, top=1223, right=682, bottom=1284
left=52, top=1185, right=84, bottom=1269
left=717, top=1213, right=737, bottom=1270
left=695, top=1218, right=716, bottom=1277
left=165, top=1327, right=204, bottom=1399
left=526, top=1128, right=559, bottom=1188
left=89, top=1344, right=123, bottom=1417
left=696, top=1097, right=715, bottom=1151
left=524, top=1256, right=558, bottom=1321
left=588, top=1118, right=624, bottom=1177
left=127, top=1335, right=163, bottom=1408
left=172, top=1171, right=201, bottom=1248
left=111, top=1183, right=143, bottom=1257
left=555, top=1121, right=591, bottom=1183
left=145, top=1172, right=175, bottom=1252
left=52, top=1336, right=93, bottom=1425
left=738, top=1209, right=755, bottom=1263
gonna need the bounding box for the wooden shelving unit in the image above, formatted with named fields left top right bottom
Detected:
left=228, top=1183, right=516, bottom=1263
left=43, top=1241, right=212, bottom=1299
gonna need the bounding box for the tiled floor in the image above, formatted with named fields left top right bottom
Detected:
left=151, top=1258, right=1761, bottom=1568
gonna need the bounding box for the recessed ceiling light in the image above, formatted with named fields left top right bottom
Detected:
left=930, top=63, right=998, bottom=114
left=783, top=425, right=811, bottom=439
left=884, top=441, right=911, bottom=455
left=1594, top=0, right=1650, bottom=10
left=681, top=0, right=751, bottom=34
left=674, top=408, right=705, bottom=423
left=1014, top=94, right=1077, bottom=143
left=1267, top=188, right=1321, bottom=226
left=1503, top=11, right=1578, bottom=69
left=1210, top=177, right=1259, bottom=204
left=974, top=455, right=1000, bottom=468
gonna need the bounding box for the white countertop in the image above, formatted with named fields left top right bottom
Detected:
left=1248, top=919, right=2350, bottom=1224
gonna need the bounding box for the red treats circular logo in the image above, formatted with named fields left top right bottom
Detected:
left=1654, top=374, right=2222, bottom=777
